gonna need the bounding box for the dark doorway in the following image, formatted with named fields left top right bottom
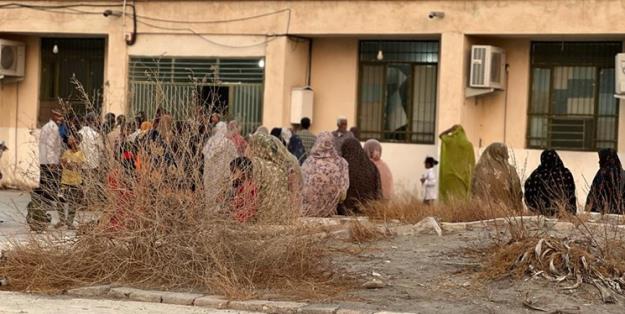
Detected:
left=198, top=85, right=229, bottom=116
left=38, top=38, right=105, bottom=126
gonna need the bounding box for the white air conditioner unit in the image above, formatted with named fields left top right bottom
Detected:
left=0, top=39, right=25, bottom=78
left=615, top=53, right=625, bottom=97
left=469, top=45, right=506, bottom=90
left=290, top=87, right=314, bottom=124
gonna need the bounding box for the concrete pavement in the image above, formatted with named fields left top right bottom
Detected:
left=0, top=189, right=99, bottom=250
left=0, top=190, right=32, bottom=248
left=0, top=291, right=260, bottom=314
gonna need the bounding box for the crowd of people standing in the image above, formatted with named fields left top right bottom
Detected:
left=25, top=109, right=625, bottom=230
left=32, top=109, right=397, bottom=228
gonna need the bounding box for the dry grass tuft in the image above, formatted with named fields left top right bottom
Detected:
left=347, top=220, right=390, bottom=244
left=0, top=202, right=339, bottom=298
left=363, top=194, right=523, bottom=224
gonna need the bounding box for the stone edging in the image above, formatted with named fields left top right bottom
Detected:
left=302, top=214, right=625, bottom=240
left=66, top=285, right=415, bottom=314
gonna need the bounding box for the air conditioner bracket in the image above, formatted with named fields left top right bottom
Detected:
left=0, top=75, right=24, bottom=83
left=465, top=87, right=495, bottom=98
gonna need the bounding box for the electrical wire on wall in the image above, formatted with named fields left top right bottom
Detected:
left=134, top=8, right=291, bottom=26
left=0, top=3, right=292, bottom=48
left=135, top=20, right=279, bottom=49
left=127, top=5, right=291, bottom=48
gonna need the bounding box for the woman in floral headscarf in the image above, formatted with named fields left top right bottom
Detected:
left=203, top=121, right=238, bottom=207
left=471, top=143, right=523, bottom=210
left=269, top=134, right=304, bottom=214
left=363, top=139, right=394, bottom=200
left=340, top=137, right=381, bottom=214
left=246, top=132, right=292, bottom=223
left=301, top=132, right=350, bottom=216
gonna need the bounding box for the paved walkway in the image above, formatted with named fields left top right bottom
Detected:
left=0, top=190, right=99, bottom=250
left=0, top=292, right=259, bottom=314
left=0, top=190, right=32, bottom=248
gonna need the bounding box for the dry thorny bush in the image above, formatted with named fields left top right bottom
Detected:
left=481, top=234, right=625, bottom=302
left=480, top=203, right=625, bottom=301
left=0, top=85, right=350, bottom=299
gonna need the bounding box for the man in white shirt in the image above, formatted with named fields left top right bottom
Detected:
left=78, top=112, right=105, bottom=209
left=79, top=113, right=104, bottom=171
left=38, top=110, right=64, bottom=203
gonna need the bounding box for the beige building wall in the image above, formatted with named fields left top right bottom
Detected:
left=463, top=37, right=532, bottom=149
left=279, top=37, right=310, bottom=127
left=0, top=36, right=41, bottom=187
left=309, top=38, right=359, bottom=133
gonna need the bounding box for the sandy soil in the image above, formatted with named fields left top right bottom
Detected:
left=323, top=228, right=624, bottom=314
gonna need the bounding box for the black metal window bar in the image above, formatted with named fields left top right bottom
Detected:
left=527, top=42, right=621, bottom=151
left=358, top=40, right=439, bottom=144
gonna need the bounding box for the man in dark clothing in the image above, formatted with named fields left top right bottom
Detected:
left=296, top=117, right=316, bottom=162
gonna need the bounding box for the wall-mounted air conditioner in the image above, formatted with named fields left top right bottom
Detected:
left=615, top=53, right=625, bottom=98
left=290, top=86, right=314, bottom=124
left=0, top=39, right=25, bottom=78
left=469, top=45, right=506, bottom=92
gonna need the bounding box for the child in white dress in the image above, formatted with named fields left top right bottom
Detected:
left=420, top=157, right=438, bottom=205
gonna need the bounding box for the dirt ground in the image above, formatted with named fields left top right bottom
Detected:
left=313, top=227, right=625, bottom=314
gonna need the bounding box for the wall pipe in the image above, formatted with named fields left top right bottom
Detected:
left=306, top=37, right=312, bottom=86
left=125, top=0, right=137, bottom=46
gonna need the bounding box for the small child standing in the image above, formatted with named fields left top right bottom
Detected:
left=57, top=134, right=86, bottom=229
left=228, top=157, right=258, bottom=223
left=420, top=156, right=439, bottom=205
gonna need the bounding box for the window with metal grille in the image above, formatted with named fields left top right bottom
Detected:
left=357, top=41, right=439, bottom=144
left=527, top=42, right=621, bottom=151
left=128, top=57, right=264, bottom=135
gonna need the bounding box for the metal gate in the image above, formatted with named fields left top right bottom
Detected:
left=128, top=57, right=264, bottom=135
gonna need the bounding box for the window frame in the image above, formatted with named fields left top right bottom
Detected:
left=356, top=40, right=439, bottom=144
left=525, top=41, right=622, bottom=151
